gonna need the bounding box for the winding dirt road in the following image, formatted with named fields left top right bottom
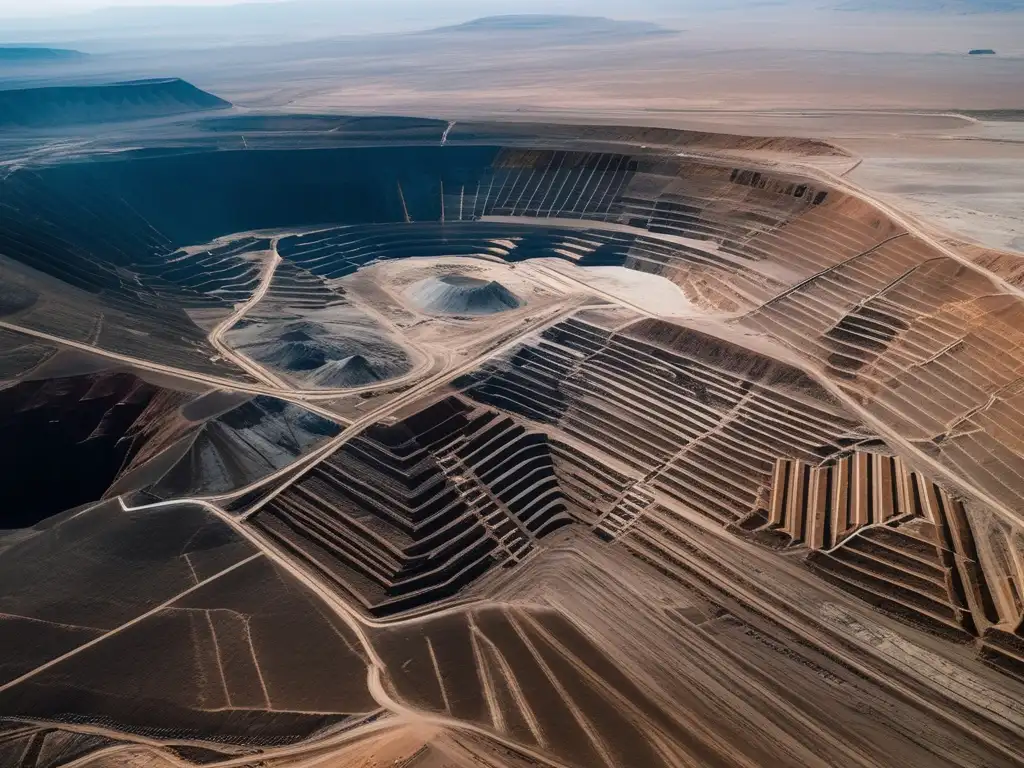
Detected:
left=206, top=241, right=289, bottom=389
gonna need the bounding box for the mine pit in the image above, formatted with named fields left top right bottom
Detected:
left=3, top=110, right=1024, bottom=767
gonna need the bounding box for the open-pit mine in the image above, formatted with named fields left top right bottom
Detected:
left=3, top=102, right=1024, bottom=768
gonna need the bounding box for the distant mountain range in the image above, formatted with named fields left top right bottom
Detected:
left=430, top=15, right=674, bottom=36
left=0, top=78, right=230, bottom=129
left=0, top=2, right=1018, bottom=52
left=0, top=3, right=682, bottom=47
left=0, top=46, right=86, bottom=61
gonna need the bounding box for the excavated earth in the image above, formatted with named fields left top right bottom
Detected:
left=3, top=114, right=1024, bottom=768
left=406, top=275, right=522, bottom=315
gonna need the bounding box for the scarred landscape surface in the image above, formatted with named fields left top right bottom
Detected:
left=3, top=10, right=1024, bottom=764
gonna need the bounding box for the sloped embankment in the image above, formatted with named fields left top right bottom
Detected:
left=407, top=275, right=522, bottom=315
left=0, top=78, right=230, bottom=128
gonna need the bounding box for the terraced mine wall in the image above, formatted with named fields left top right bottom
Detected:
left=0, top=133, right=1013, bottom=525
left=6, top=118, right=1024, bottom=695
left=451, top=307, right=1024, bottom=673
left=1, top=145, right=500, bottom=253
left=0, top=139, right=840, bottom=375
left=742, top=452, right=998, bottom=639
left=252, top=396, right=573, bottom=616
left=2, top=141, right=832, bottom=280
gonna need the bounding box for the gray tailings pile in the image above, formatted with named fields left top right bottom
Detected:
left=407, top=275, right=522, bottom=315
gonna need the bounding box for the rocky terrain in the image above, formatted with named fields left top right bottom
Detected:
left=2, top=108, right=1024, bottom=767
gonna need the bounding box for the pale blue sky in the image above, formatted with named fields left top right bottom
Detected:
left=0, top=0, right=279, bottom=17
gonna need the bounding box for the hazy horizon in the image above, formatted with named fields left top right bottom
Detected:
left=0, top=0, right=710, bottom=46
left=2, top=0, right=677, bottom=20
left=3, top=0, right=1022, bottom=18
left=1, top=0, right=295, bottom=17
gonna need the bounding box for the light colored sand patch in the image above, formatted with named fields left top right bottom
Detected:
left=846, top=135, right=1024, bottom=253
left=638, top=110, right=977, bottom=138
left=352, top=256, right=564, bottom=311
left=534, top=259, right=696, bottom=317
left=279, top=41, right=1024, bottom=116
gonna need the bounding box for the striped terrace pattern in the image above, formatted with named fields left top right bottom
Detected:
left=972, top=515, right=1024, bottom=680
left=743, top=240, right=1024, bottom=522
left=466, top=150, right=640, bottom=221
left=745, top=452, right=998, bottom=640
left=465, top=151, right=825, bottom=234
left=463, top=151, right=866, bottom=310
left=133, top=238, right=269, bottom=308
left=267, top=156, right=901, bottom=316
left=250, top=396, right=574, bottom=616
left=276, top=221, right=624, bottom=278
left=455, top=316, right=866, bottom=528
left=461, top=151, right=902, bottom=312
left=951, top=505, right=1024, bottom=679
left=251, top=259, right=345, bottom=311
left=448, top=310, right=1024, bottom=676
left=11, top=114, right=1024, bottom=766
left=747, top=452, right=925, bottom=550
left=277, top=219, right=785, bottom=314
left=0, top=142, right=908, bottom=366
